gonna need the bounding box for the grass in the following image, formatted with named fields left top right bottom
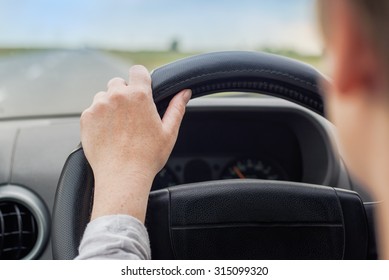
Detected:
left=106, top=49, right=323, bottom=72
left=0, top=48, right=45, bottom=58
left=0, top=48, right=323, bottom=72
left=261, top=48, right=323, bottom=70
left=106, top=50, right=198, bottom=71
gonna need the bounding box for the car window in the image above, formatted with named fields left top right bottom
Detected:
left=0, top=0, right=322, bottom=119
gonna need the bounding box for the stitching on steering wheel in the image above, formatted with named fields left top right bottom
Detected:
left=157, top=79, right=323, bottom=115
left=156, top=68, right=319, bottom=95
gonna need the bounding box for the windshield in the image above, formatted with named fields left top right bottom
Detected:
left=0, top=0, right=322, bottom=119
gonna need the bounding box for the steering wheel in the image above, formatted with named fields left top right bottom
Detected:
left=52, top=51, right=368, bottom=259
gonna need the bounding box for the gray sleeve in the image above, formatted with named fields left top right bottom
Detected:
left=75, top=215, right=151, bottom=260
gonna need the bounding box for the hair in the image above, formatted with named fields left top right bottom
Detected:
left=318, top=0, right=389, bottom=71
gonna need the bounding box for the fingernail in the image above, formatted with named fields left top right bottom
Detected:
left=183, top=89, right=192, bottom=103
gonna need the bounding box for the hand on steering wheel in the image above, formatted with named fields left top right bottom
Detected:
left=80, top=65, right=191, bottom=222
left=52, top=51, right=368, bottom=260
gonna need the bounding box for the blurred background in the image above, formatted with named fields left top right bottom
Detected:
left=0, top=0, right=323, bottom=119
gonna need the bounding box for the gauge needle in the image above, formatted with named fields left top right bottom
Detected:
left=233, top=166, right=246, bottom=179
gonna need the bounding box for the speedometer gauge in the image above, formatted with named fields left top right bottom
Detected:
left=221, top=158, right=288, bottom=181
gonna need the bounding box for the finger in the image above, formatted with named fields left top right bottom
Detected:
left=107, top=85, right=128, bottom=96
left=93, top=91, right=108, bottom=103
left=162, top=89, right=192, bottom=137
left=107, top=77, right=127, bottom=89
left=128, top=65, right=151, bottom=88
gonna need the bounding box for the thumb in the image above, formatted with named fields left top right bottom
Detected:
left=162, top=89, right=192, bottom=137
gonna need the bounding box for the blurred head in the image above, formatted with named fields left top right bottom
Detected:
left=317, top=0, right=389, bottom=196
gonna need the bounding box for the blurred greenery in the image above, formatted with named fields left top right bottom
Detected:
left=106, top=50, right=198, bottom=71
left=107, top=49, right=323, bottom=72
left=260, top=47, right=322, bottom=69
left=0, top=48, right=323, bottom=72
left=0, top=48, right=45, bottom=57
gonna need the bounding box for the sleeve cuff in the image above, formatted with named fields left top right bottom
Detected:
left=76, top=215, right=151, bottom=260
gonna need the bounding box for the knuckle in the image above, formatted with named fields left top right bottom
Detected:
left=130, top=65, right=149, bottom=77
left=131, top=85, right=150, bottom=95
left=89, top=100, right=111, bottom=115
left=109, top=85, right=128, bottom=94
left=131, top=86, right=151, bottom=101
left=110, top=88, right=129, bottom=102
left=80, top=108, right=93, bottom=123
left=94, top=101, right=107, bottom=111
left=107, top=77, right=126, bottom=88
left=93, top=91, right=106, bottom=101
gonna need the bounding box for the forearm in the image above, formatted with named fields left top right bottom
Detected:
left=91, top=170, right=154, bottom=222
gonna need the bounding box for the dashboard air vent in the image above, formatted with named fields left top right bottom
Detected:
left=0, top=185, right=50, bottom=260
left=0, top=202, right=38, bottom=259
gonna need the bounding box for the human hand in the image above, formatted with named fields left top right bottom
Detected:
left=80, top=65, right=191, bottom=221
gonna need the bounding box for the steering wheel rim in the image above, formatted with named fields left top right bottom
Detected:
left=52, top=51, right=368, bottom=259
left=152, top=51, right=324, bottom=115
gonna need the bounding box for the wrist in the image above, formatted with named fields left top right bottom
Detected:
left=91, top=167, right=155, bottom=222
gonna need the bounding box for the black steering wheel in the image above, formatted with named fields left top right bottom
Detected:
left=52, top=51, right=368, bottom=259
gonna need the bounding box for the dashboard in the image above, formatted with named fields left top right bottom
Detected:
left=153, top=98, right=339, bottom=190
left=0, top=96, right=374, bottom=260
left=153, top=109, right=302, bottom=190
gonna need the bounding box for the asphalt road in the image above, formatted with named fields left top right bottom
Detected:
left=0, top=50, right=131, bottom=119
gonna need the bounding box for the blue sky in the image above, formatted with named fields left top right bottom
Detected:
left=0, top=0, right=322, bottom=54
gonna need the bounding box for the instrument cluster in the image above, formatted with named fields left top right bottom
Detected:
left=152, top=157, right=289, bottom=190
left=149, top=102, right=334, bottom=190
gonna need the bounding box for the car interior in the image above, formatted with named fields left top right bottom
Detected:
left=0, top=1, right=380, bottom=260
